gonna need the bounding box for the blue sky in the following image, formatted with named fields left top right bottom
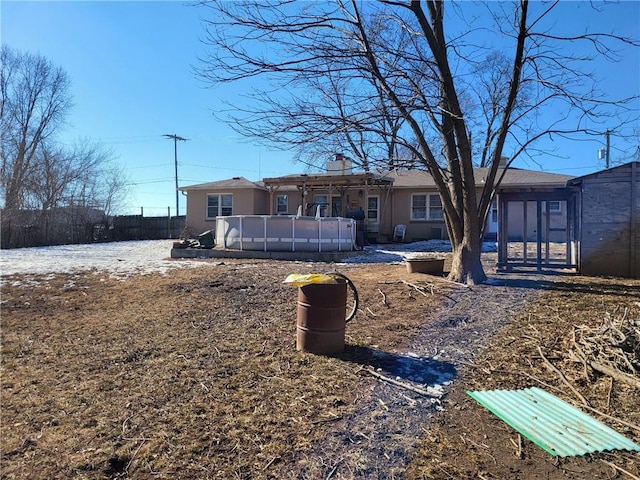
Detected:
left=2, top=1, right=639, bottom=216
left=2, top=0, right=298, bottom=215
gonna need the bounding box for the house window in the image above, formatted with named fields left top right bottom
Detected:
left=367, top=196, right=379, bottom=221
left=276, top=194, right=288, bottom=214
left=313, top=195, right=328, bottom=216
left=412, top=195, right=427, bottom=220
left=429, top=194, right=443, bottom=220
left=207, top=194, right=233, bottom=218
left=545, top=200, right=562, bottom=214
left=411, top=194, right=443, bottom=220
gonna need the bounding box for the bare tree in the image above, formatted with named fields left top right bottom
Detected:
left=196, top=0, right=639, bottom=284
left=96, top=163, right=130, bottom=218
left=1, top=46, right=128, bottom=247
left=23, top=141, right=128, bottom=243
left=1, top=46, right=73, bottom=245
left=1, top=46, right=72, bottom=205
left=42, top=141, right=124, bottom=213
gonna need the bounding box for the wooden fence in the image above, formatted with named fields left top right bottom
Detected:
left=111, top=215, right=186, bottom=241
left=1, top=209, right=186, bottom=248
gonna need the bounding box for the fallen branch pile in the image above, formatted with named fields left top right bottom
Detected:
left=569, top=307, right=640, bottom=389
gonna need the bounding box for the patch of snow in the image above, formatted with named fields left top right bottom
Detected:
left=366, top=348, right=456, bottom=395
left=341, top=240, right=496, bottom=264
left=0, top=239, right=498, bottom=285
left=0, top=240, right=204, bottom=285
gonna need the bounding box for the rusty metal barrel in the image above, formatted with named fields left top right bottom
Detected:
left=296, top=279, right=348, bottom=354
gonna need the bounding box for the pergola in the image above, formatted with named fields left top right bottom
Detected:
left=496, top=186, right=580, bottom=272
left=262, top=172, right=394, bottom=217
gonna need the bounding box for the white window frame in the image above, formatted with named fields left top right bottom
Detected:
left=491, top=200, right=498, bottom=223
left=429, top=194, right=443, bottom=220
left=411, top=193, right=443, bottom=220
left=367, top=195, right=379, bottom=221
left=411, top=194, right=427, bottom=220
left=206, top=193, right=233, bottom=219
left=276, top=194, right=288, bottom=214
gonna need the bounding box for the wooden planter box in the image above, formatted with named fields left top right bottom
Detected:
left=406, top=258, right=445, bottom=275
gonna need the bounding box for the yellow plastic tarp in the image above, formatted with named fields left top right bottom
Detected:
left=283, top=273, right=338, bottom=287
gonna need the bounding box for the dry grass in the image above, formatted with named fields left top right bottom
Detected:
left=2, top=254, right=639, bottom=479
left=407, top=272, right=640, bottom=480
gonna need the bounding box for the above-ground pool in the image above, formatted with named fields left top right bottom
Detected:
left=215, top=215, right=357, bottom=252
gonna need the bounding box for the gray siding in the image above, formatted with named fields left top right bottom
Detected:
left=575, top=163, right=639, bottom=278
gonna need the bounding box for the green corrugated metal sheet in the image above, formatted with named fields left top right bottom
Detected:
left=467, top=387, right=640, bottom=457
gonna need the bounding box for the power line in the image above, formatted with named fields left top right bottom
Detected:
left=128, top=163, right=172, bottom=170
left=128, top=178, right=175, bottom=186
left=180, top=162, right=292, bottom=175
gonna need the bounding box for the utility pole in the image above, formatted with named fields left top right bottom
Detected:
left=604, top=129, right=611, bottom=169
left=163, top=134, right=188, bottom=216
left=598, top=130, right=612, bottom=169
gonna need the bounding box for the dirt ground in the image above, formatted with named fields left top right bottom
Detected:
left=1, top=253, right=639, bottom=479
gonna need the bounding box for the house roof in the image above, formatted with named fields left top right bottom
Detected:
left=387, top=167, right=574, bottom=189
left=566, top=161, right=639, bottom=185
left=181, top=167, right=575, bottom=193
left=262, top=171, right=394, bottom=189
left=179, top=176, right=266, bottom=191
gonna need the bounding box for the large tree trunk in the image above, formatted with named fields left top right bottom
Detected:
left=449, top=237, right=486, bottom=285
left=445, top=183, right=487, bottom=285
